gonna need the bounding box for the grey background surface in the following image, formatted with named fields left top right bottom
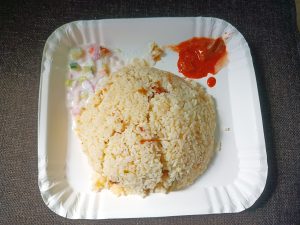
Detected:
left=1, top=0, right=300, bottom=224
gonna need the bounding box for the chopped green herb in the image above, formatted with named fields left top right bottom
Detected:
left=83, top=61, right=96, bottom=74
left=65, top=79, right=73, bottom=87
left=80, top=92, right=89, bottom=99
left=78, top=76, right=87, bottom=83
left=70, top=48, right=84, bottom=60
left=83, top=66, right=93, bottom=73
left=69, top=62, right=81, bottom=71
left=91, top=64, right=96, bottom=73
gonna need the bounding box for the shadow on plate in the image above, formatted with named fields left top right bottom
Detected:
left=246, top=48, right=278, bottom=211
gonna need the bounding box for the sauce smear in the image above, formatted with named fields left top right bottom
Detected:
left=171, top=37, right=227, bottom=80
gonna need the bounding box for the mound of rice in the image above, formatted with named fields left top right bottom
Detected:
left=75, top=61, right=216, bottom=196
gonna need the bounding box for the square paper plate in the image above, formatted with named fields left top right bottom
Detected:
left=38, top=17, right=268, bottom=219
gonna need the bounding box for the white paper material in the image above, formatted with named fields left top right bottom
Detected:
left=38, top=17, right=268, bottom=219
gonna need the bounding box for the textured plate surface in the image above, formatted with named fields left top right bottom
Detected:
left=38, top=17, right=267, bottom=219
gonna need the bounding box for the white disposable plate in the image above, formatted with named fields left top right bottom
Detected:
left=38, top=17, right=267, bottom=219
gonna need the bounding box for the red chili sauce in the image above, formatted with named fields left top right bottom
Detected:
left=207, top=77, right=216, bottom=88
left=170, top=37, right=228, bottom=87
